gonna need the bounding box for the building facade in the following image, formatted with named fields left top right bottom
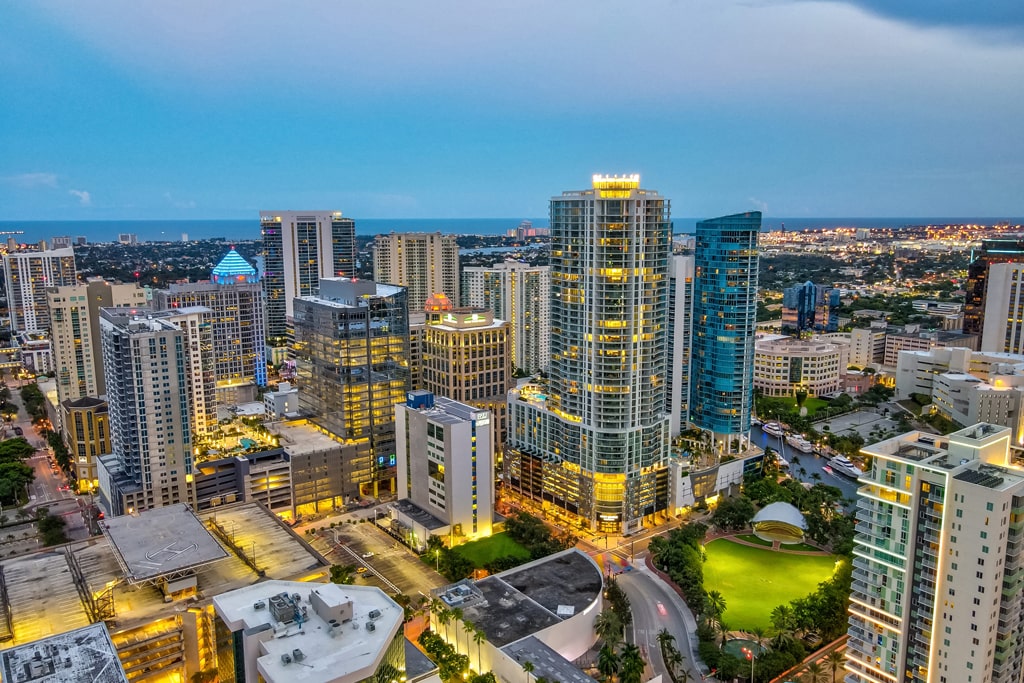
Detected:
left=372, top=232, right=459, bottom=311
left=781, top=280, right=840, bottom=333
left=505, top=175, right=671, bottom=533
left=4, top=247, right=77, bottom=333
left=61, top=396, right=110, bottom=493
left=883, top=326, right=979, bottom=366
left=259, top=211, right=357, bottom=345
left=965, top=238, right=1024, bottom=336
left=847, top=424, right=1024, bottom=683
left=47, top=279, right=147, bottom=406
left=667, top=254, right=695, bottom=436
left=690, top=212, right=761, bottom=454
left=753, top=334, right=849, bottom=398
left=395, top=391, right=494, bottom=541
left=462, top=261, right=551, bottom=374
left=292, top=278, right=410, bottom=497
left=154, top=248, right=267, bottom=404
left=981, top=262, right=1024, bottom=355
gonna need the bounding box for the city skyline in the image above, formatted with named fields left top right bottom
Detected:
left=3, top=2, right=1024, bottom=220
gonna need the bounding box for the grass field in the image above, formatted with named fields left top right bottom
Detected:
left=453, top=532, right=531, bottom=568
left=776, top=395, right=830, bottom=416
left=703, top=539, right=837, bottom=631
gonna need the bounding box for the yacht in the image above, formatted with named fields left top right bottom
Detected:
left=786, top=434, right=815, bottom=453
left=828, top=455, right=864, bottom=479
left=751, top=416, right=763, bottom=427
left=775, top=451, right=790, bottom=469
left=763, top=422, right=785, bottom=438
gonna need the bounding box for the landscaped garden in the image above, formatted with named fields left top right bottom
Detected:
left=451, top=532, right=530, bottom=567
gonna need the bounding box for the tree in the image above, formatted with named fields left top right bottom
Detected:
left=36, top=511, right=68, bottom=546
left=706, top=591, right=727, bottom=621
left=522, top=660, right=535, bottom=683
left=824, top=650, right=846, bottom=683
left=463, top=619, right=476, bottom=657
left=437, top=608, right=452, bottom=641
left=329, top=564, right=357, bottom=584
left=619, top=644, right=645, bottom=683
left=597, top=644, right=620, bottom=683
left=594, top=610, right=623, bottom=648
left=802, top=662, right=829, bottom=683
left=710, top=496, right=756, bottom=531
left=656, top=628, right=675, bottom=650
left=473, top=627, right=486, bottom=673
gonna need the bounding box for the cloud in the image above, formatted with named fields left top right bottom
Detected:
left=163, top=191, right=196, bottom=209
left=748, top=197, right=769, bottom=213
left=829, top=1, right=1024, bottom=33
left=1, top=172, right=58, bottom=189
left=68, top=189, right=91, bottom=206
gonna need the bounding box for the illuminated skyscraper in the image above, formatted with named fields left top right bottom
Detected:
left=4, top=247, right=77, bottom=333
left=965, top=239, right=1024, bottom=337
left=506, top=175, right=671, bottom=533
left=373, top=232, right=459, bottom=311
left=690, top=211, right=761, bottom=454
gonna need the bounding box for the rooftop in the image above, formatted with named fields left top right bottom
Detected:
left=0, top=623, right=127, bottom=683
left=268, top=420, right=348, bottom=453
left=213, top=581, right=402, bottom=683
left=100, top=503, right=228, bottom=583
left=503, top=637, right=598, bottom=683
left=211, top=247, right=258, bottom=283
left=393, top=499, right=448, bottom=531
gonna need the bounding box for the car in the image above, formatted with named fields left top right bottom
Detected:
left=656, top=602, right=667, bottom=616
left=361, top=552, right=375, bottom=558
left=356, top=566, right=368, bottom=573
left=12, top=427, right=22, bottom=436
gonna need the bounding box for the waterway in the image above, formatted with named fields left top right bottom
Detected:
left=750, top=425, right=860, bottom=508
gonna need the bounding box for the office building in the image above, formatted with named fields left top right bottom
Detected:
left=395, top=391, right=494, bottom=542
left=47, top=279, right=147, bottom=406
left=981, top=262, right=1024, bottom=355
left=154, top=248, right=267, bottom=404
left=690, top=211, right=761, bottom=454
left=667, top=255, right=695, bottom=436
left=212, top=581, right=405, bottom=683
left=373, top=232, right=459, bottom=311
left=423, top=306, right=511, bottom=463
left=0, top=623, right=129, bottom=683
left=850, top=323, right=888, bottom=368
left=96, top=307, right=215, bottom=515
left=753, top=334, right=849, bottom=398
left=61, top=396, right=110, bottom=494
left=965, top=238, right=1024, bottom=336
left=781, top=280, right=840, bottom=333
left=293, top=278, right=410, bottom=497
left=259, top=211, right=357, bottom=345
left=462, top=261, right=551, bottom=374
left=883, top=326, right=978, bottom=366
left=506, top=175, right=671, bottom=533
left=846, top=423, right=1024, bottom=683
left=4, top=247, right=77, bottom=333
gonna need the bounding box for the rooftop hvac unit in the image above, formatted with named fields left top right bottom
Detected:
left=366, top=621, right=375, bottom=632
left=253, top=600, right=266, bottom=610
left=281, top=654, right=292, bottom=665
left=368, top=609, right=381, bottom=620
left=293, top=649, right=305, bottom=662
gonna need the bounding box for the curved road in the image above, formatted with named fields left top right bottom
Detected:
left=618, top=562, right=706, bottom=682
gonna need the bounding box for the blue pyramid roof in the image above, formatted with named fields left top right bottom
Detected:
left=211, top=248, right=258, bottom=283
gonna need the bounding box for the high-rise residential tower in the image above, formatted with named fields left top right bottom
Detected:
left=154, top=248, right=267, bottom=404
left=667, top=255, right=695, bottom=436
left=690, top=212, right=761, bottom=454
left=4, top=247, right=77, bottom=333
left=292, top=278, right=410, bottom=497
left=462, top=261, right=551, bottom=374
left=506, top=175, right=671, bottom=533
left=965, top=239, right=1024, bottom=337
left=847, top=423, right=1024, bottom=683
left=47, top=279, right=147, bottom=406
left=259, top=211, right=357, bottom=345
left=372, top=232, right=459, bottom=311
left=980, top=262, right=1024, bottom=355
left=96, top=307, right=216, bottom=515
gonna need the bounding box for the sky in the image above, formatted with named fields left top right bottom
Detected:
left=2, top=1, right=1023, bottom=220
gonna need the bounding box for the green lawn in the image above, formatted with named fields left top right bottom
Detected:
left=452, top=532, right=531, bottom=568
left=703, top=539, right=837, bottom=631
left=735, top=534, right=773, bottom=547
left=776, top=395, right=830, bottom=416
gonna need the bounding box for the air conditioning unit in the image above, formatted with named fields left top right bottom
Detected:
left=293, top=649, right=305, bottom=662
left=281, top=654, right=292, bottom=665
left=366, top=621, right=375, bottom=632
left=254, top=600, right=266, bottom=610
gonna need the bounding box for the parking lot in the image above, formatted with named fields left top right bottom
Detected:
left=816, top=408, right=900, bottom=441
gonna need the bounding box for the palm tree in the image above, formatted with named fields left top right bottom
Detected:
left=718, top=620, right=731, bottom=646
left=770, top=604, right=795, bottom=633
left=463, top=620, right=476, bottom=658
left=594, top=610, right=622, bottom=648
left=750, top=626, right=767, bottom=653
left=451, top=607, right=464, bottom=648
left=596, top=644, right=620, bottom=683
left=522, top=660, right=535, bottom=683
left=705, top=590, right=727, bottom=620
left=437, top=608, right=452, bottom=641
left=802, top=662, right=829, bottom=683
left=656, top=628, right=675, bottom=651
left=825, top=650, right=847, bottom=683
left=473, top=627, right=486, bottom=672
left=619, top=644, right=645, bottom=683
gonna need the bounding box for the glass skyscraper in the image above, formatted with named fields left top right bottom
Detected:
left=506, top=175, right=671, bottom=533
left=690, top=211, right=761, bottom=453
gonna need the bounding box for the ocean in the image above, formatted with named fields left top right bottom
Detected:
left=0, top=216, right=1020, bottom=244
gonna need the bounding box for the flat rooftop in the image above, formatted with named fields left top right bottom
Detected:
left=0, top=623, right=127, bottom=683
left=436, top=550, right=602, bottom=647
left=394, top=499, right=448, bottom=531
left=268, top=420, right=348, bottom=453
left=213, top=581, right=402, bottom=683
left=503, top=636, right=598, bottom=683
left=100, top=503, right=229, bottom=582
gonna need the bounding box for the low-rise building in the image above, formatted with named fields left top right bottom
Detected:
left=264, top=381, right=299, bottom=419
left=883, top=326, right=978, bottom=366
left=753, top=334, right=848, bottom=397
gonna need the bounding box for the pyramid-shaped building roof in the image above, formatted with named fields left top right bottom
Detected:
left=211, top=248, right=258, bottom=284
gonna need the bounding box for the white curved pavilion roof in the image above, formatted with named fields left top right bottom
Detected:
left=752, top=501, right=807, bottom=530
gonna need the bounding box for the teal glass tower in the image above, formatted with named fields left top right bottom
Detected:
left=690, top=211, right=761, bottom=454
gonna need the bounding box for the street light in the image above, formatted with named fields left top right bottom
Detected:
left=742, top=646, right=754, bottom=682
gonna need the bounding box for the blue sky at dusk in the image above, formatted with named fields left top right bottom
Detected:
left=2, top=1, right=1023, bottom=220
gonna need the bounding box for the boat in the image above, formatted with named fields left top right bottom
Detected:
left=828, top=455, right=864, bottom=479
left=763, top=422, right=785, bottom=438
left=786, top=434, right=815, bottom=453
left=775, top=451, right=790, bottom=469
left=823, top=465, right=834, bottom=475
left=751, top=416, right=763, bottom=427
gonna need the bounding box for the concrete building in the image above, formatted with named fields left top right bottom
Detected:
left=259, top=211, right=357, bottom=345
left=17, top=332, right=53, bottom=375
left=61, top=396, right=110, bottom=494
left=408, top=312, right=426, bottom=391
left=96, top=307, right=216, bottom=515
left=506, top=175, right=671, bottom=533
left=422, top=306, right=510, bottom=466
left=373, top=232, right=460, bottom=311
left=395, top=391, right=494, bottom=544
left=667, top=255, right=695, bottom=436
left=264, top=381, right=299, bottom=419
left=965, top=238, right=1024, bottom=336
left=912, top=299, right=964, bottom=330
left=981, top=262, right=1024, bottom=355
left=846, top=424, right=1024, bottom=683
left=883, top=326, right=979, bottom=366
left=462, top=261, right=551, bottom=374
left=47, top=279, right=147, bottom=406
left=154, top=248, right=267, bottom=404
left=3, top=247, right=77, bottom=333
left=753, top=334, right=849, bottom=397
left=293, top=278, right=410, bottom=498
left=0, top=623, right=128, bottom=683
left=691, top=211, right=761, bottom=454
left=213, top=581, right=405, bottom=683
left=850, top=323, right=887, bottom=367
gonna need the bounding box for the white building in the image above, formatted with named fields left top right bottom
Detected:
left=4, top=247, right=77, bottom=333
left=847, top=424, right=1024, bottom=683
left=263, top=381, right=299, bottom=419
left=395, top=391, right=493, bottom=543
left=982, top=262, right=1024, bottom=354
left=373, top=231, right=460, bottom=311
left=667, top=255, right=695, bottom=436
left=753, top=334, right=849, bottom=397
left=462, top=261, right=551, bottom=374
left=212, top=581, right=405, bottom=683
left=850, top=323, right=887, bottom=367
